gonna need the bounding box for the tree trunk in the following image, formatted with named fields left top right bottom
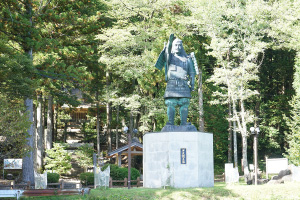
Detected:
left=46, top=95, right=53, bottom=150
left=53, top=104, right=57, bottom=142
left=152, top=117, right=156, bottom=132
left=23, top=98, right=35, bottom=183
left=233, top=120, right=238, bottom=168
left=242, top=134, right=249, bottom=175
left=134, top=113, right=140, bottom=139
left=198, top=69, right=204, bottom=132
left=128, top=111, right=133, bottom=189
left=107, top=102, right=112, bottom=152
left=96, top=89, right=101, bottom=157
left=36, top=94, right=44, bottom=170
left=33, top=103, right=37, bottom=169
left=240, top=100, right=249, bottom=177
left=106, top=71, right=112, bottom=152
left=228, top=101, right=232, bottom=163
left=116, top=105, right=119, bottom=149
left=22, top=0, right=34, bottom=183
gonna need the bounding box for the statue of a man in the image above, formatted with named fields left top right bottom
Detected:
left=155, top=34, right=198, bottom=126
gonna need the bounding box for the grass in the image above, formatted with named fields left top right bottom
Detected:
left=15, top=182, right=300, bottom=200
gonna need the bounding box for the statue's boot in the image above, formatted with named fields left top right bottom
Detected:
left=180, top=105, right=190, bottom=125
left=167, top=105, right=175, bottom=125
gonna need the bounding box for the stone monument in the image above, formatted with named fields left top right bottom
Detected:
left=143, top=34, right=214, bottom=188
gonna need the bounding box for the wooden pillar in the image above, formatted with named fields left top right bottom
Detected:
left=137, top=177, right=140, bottom=187
left=118, top=153, right=122, bottom=167
left=109, top=177, right=112, bottom=188
left=26, top=181, right=30, bottom=190
left=10, top=181, right=15, bottom=190
left=124, top=178, right=127, bottom=187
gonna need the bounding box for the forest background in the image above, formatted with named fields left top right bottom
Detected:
left=1, top=0, right=300, bottom=183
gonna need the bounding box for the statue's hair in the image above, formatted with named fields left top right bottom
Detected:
left=171, top=38, right=188, bottom=56
left=173, top=38, right=182, bottom=43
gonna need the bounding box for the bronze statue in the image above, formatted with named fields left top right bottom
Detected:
left=155, top=34, right=198, bottom=127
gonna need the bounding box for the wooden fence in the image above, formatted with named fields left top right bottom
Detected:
left=0, top=180, right=68, bottom=190
left=214, top=173, right=225, bottom=182
left=109, top=177, right=143, bottom=188
left=1, top=174, right=223, bottom=191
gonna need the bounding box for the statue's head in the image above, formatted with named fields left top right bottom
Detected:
left=171, top=38, right=187, bottom=56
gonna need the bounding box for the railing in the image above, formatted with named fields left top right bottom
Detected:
left=0, top=180, right=73, bottom=190
left=109, top=177, right=143, bottom=188
left=0, top=180, right=85, bottom=199
left=214, top=173, right=225, bottom=182
left=0, top=181, right=31, bottom=190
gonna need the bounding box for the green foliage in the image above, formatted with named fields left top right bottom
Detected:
left=47, top=173, right=60, bottom=183
left=79, top=172, right=94, bottom=186
left=80, top=116, right=99, bottom=143
left=0, top=94, right=31, bottom=160
left=74, top=144, right=95, bottom=170
left=284, top=53, right=300, bottom=166
left=44, top=143, right=72, bottom=175
left=0, top=38, right=35, bottom=99
left=258, top=49, right=295, bottom=156
left=56, top=108, right=72, bottom=129
left=102, top=164, right=140, bottom=181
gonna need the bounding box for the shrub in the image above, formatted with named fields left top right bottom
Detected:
left=81, top=164, right=141, bottom=186
left=44, top=143, right=72, bottom=175
left=102, top=164, right=141, bottom=182
left=47, top=173, right=60, bottom=183
left=102, top=164, right=120, bottom=180
left=79, top=172, right=94, bottom=186
left=74, top=144, right=94, bottom=170
left=130, top=168, right=140, bottom=180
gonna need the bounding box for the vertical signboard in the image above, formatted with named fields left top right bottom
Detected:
left=181, top=148, right=186, bottom=164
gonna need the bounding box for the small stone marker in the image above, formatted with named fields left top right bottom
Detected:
left=225, top=163, right=239, bottom=183
left=94, top=166, right=110, bottom=188
left=34, top=171, right=47, bottom=189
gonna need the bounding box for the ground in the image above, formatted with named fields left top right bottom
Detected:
left=11, top=181, right=300, bottom=200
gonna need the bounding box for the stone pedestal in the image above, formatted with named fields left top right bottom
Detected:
left=143, top=131, right=214, bottom=188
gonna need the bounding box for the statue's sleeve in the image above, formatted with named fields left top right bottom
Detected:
left=155, top=47, right=166, bottom=71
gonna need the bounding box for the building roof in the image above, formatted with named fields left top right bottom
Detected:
left=107, top=140, right=143, bottom=158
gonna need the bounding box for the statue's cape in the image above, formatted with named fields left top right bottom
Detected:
left=155, top=47, right=166, bottom=71
left=189, top=52, right=199, bottom=75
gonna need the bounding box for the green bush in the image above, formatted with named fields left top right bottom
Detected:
left=79, top=172, right=94, bottom=186
left=44, top=143, right=72, bottom=175
left=130, top=168, right=140, bottom=180
left=47, top=173, right=60, bottom=183
left=102, top=164, right=140, bottom=181
left=74, top=144, right=94, bottom=170
left=80, top=164, right=141, bottom=186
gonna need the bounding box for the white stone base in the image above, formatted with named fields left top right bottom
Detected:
left=143, top=131, right=214, bottom=188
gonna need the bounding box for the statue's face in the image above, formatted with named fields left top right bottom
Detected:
left=173, top=41, right=183, bottom=55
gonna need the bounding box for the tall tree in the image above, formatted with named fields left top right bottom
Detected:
left=1, top=0, right=108, bottom=180
left=189, top=0, right=271, bottom=176
left=285, top=53, right=300, bottom=165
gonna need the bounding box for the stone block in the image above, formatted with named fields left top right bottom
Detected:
left=143, top=131, right=214, bottom=188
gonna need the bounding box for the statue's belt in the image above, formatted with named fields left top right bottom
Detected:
left=167, top=79, right=188, bottom=87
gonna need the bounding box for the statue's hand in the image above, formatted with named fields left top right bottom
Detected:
left=169, top=33, right=175, bottom=42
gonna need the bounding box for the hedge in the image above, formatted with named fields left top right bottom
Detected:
left=79, top=164, right=141, bottom=186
